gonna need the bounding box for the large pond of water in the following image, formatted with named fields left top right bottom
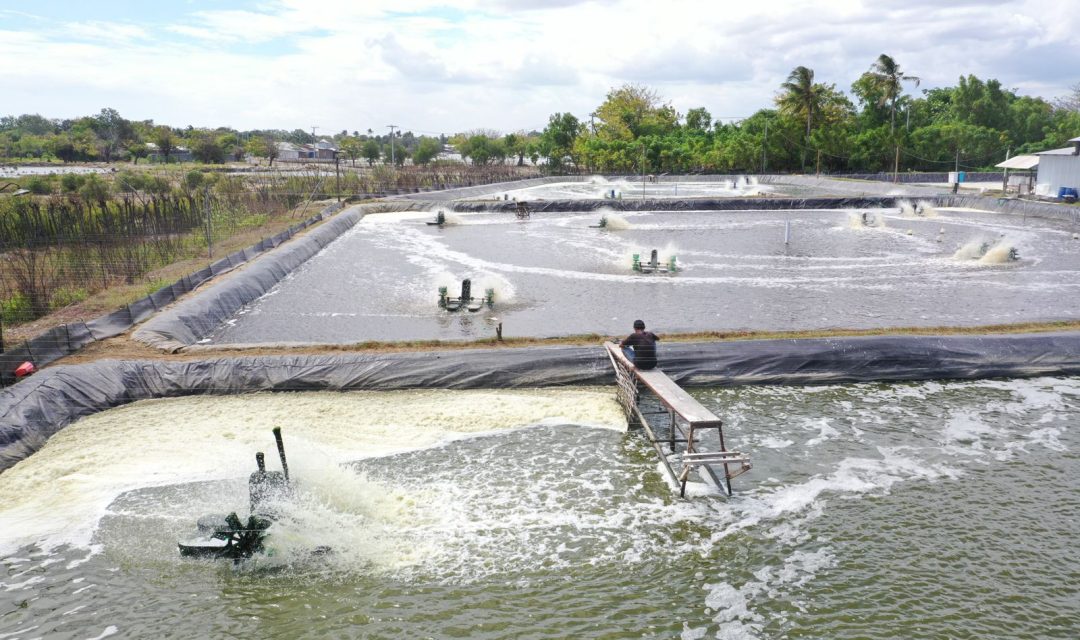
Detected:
left=1, top=378, right=1076, bottom=638
left=206, top=204, right=1080, bottom=345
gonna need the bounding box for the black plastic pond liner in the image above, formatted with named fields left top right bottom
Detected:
left=4, top=332, right=1080, bottom=472
left=0, top=203, right=346, bottom=386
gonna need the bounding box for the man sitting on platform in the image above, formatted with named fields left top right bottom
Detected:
left=620, top=319, right=660, bottom=370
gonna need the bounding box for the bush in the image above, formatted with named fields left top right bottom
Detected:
left=144, top=176, right=172, bottom=195
left=0, top=292, right=32, bottom=324
left=184, top=170, right=205, bottom=190
left=25, top=175, right=53, bottom=195
left=115, top=170, right=146, bottom=193
left=51, top=286, right=88, bottom=309
left=60, top=173, right=86, bottom=193
left=78, top=174, right=110, bottom=201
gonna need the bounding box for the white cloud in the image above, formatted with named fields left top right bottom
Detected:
left=0, top=0, right=1077, bottom=133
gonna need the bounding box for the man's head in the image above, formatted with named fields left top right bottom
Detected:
left=633, top=319, right=645, bottom=331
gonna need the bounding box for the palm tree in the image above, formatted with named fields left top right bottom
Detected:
left=777, top=66, right=826, bottom=169
left=865, top=54, right=919, bottom=134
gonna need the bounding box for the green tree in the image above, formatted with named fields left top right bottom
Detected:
left=217, top=133, right=245, bottom=161
left=362, top=139, right=381, bottom=165
left=412, top=137, right=442, bottom=165
left=594, top=84, right=678, bottom=141
left=245, top=136, right=278, bottom=166
left=456, top=134, right=504, bottom=166
left=860, top=54, right=919, bottom=134
left=339, top=136, right=363, bottom=166
left=685, top=107, right=712, bottom=133
left=539, top=112, right=581, bottom=169
left=776, top=66, right=828, bottom=169
left=128, top=142, right=149, bottom=165
left=153, top=126, right=176, bottom=163
left=90, top=108, right=134, bottom=162
left=189, top=129, right=225, bottom=163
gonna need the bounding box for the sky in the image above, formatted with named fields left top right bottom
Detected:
left=1, top=0, right=1078, bottom=136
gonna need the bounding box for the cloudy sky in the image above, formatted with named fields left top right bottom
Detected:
left=2, top=0, right=1077, bottom=136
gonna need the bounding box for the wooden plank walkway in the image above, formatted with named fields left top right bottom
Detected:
left=604, top=342, right=750, bottom=497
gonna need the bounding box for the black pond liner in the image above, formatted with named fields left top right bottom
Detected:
left=4, top=332, right=1080, bottom=472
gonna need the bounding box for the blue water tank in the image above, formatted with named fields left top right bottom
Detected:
left=1059, top=187, right=1078, bottom=202
left=957, top=171, right=966, bottom=183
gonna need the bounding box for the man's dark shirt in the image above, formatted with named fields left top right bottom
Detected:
left=621, top=331, right=659, bottom=369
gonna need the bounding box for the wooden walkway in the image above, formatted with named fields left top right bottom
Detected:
left=605, top=343, right=750, bottom=497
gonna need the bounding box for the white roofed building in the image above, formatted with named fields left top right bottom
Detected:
left=1034, top=136, right=1080, bottom=198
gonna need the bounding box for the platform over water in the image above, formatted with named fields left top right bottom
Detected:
left=604, top=343, right=748, bottom=496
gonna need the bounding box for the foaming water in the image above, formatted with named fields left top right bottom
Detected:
left=0, top=389, right=623, bottom=555
left=2, top=378, right=1078, bottom=639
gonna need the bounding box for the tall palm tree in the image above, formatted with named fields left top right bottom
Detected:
left=777, top=66, right=826, bottom=169
left=865, top=54, right=919, bottom=134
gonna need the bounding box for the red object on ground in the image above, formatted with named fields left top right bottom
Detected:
left=14, top=361, right=36, bottom=378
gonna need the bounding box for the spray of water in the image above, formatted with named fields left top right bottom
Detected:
left=602, top=213, right=633, bottom=230
left=847, top=211, right=886, bottom=229
left=897, top=200, right=917, bottom=216
left=916, top=200, right=939, bottom=217
left=952, top=238, right=1018, bottom=263
left=979, top=240, right=1019, bottom=264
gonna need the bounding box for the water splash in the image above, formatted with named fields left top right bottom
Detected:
left=847, top=211, right=886, bottom=229
left=603, top=213, right=633, bottom=230
left=953, top=239, right=1019, bottom=263
left=979, top=240, right=1019, bottom=264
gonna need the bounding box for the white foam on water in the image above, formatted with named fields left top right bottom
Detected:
left=0, top=389, right=625, bottom=557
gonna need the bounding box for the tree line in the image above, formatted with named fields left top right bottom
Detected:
left=2, top=56, right=1079, bottom=174
left=536, top=56, right=1080, bottom=174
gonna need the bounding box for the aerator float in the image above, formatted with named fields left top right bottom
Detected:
left=426, top=210, right=447, bottom=226
left=438, top=278, right=495, bottom=312
left=633, top=249, right=678, bottom=274
left=178, top=427, right=293, bottom=561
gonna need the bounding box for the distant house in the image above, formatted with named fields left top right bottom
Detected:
left=145, top=142, right=194, bottom=163
left=276, top=142, right=300, bottom=161
left=1034, top=136, right=1080, bottom=197
left=314, top=139, right=337, bottom=160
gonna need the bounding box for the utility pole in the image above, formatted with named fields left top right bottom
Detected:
left=893, top=145, right=900, bottom=183
left=310, top=125, right=319, bottom=160
left=387, top=125, right=398, bottom=166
